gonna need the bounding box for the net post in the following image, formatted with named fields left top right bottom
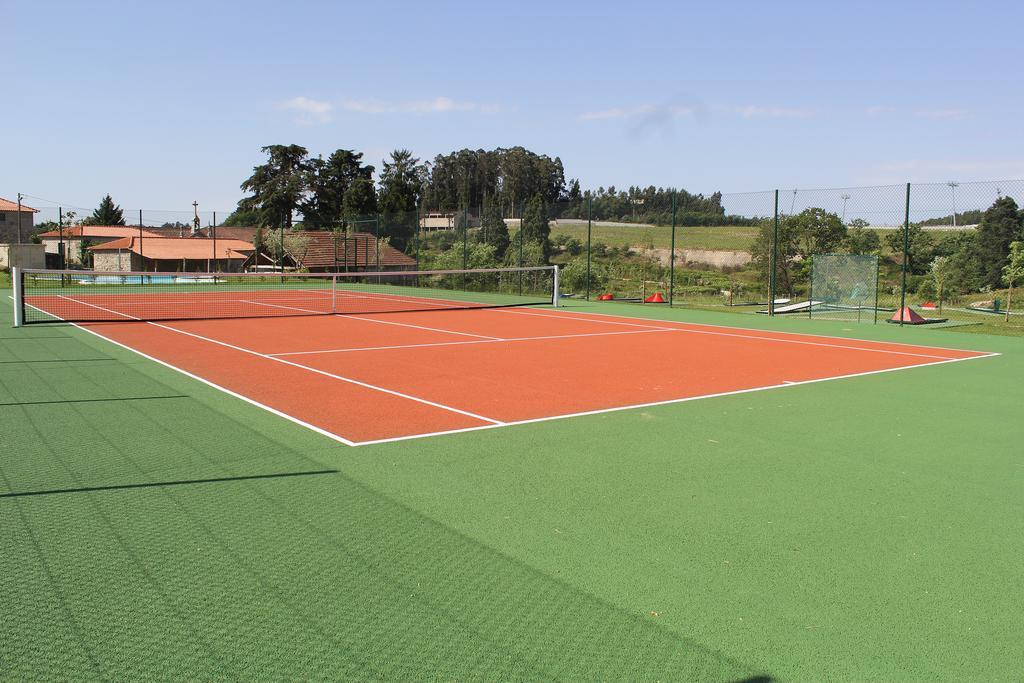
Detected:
left=12, top=267, right=24, bottom=327
left=552, top=265, right=560, bottom=307
left=331, top=274, right=337, bottom=314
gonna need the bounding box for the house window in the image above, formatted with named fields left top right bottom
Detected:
left=0, top=213, right=7, bottom=224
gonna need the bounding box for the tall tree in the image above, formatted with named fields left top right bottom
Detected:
left=341, top=178, right=378, bottom=220
left=302, top=149, right=375, bottom=228
left=1002, top=241, right=1024, bottom=319
left=750, top=207, right=847, bottom=297
left=478, top=197, right=510, bottom=259
left=84, top=194, right=125, bottom=225
left=520, top=194, right=551, bottom=261
left=885, top=223, right=936, bottom=275
left=975, top=196, right=1024, bottom=288
left=238, top=144, right=310, bottom=229
left=378, top=149, right=424, bottom=250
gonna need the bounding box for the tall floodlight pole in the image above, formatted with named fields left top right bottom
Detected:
left=947, top=181, right=959, bottom=228
left=841, top=193, right=851, bottom=224
left=790, top=189, right=797, bottom=216
left=17, top=193, right=23, bottom=243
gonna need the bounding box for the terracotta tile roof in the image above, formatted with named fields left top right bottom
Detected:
left=197, top=226, right=259, bottom=241
left=141, top=226, right=194, bottom=237
left=0, top=198, right=38, bottom=212
left=286, top=231, right=416, bottom=269
left=89, top=236, right=254, bottom=260
left=37, top=225, right=165, bottom=239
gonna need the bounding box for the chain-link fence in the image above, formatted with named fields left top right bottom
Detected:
left=8, top=180, right=1024, bottom=334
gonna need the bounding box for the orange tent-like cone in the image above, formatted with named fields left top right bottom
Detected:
left=598, top=293, right=614, bottom=301
left=644, top=292, right=666, bottom=303
left=889, top=307, right=928, bottom=324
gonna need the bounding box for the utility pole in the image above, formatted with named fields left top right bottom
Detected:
left=841, top=193, right=851, bottom=224
left=790, top=189, right=798, bottom=216
left=16, top=193, right=23, bottom=243
left=947, top=181, right=959, bottom=228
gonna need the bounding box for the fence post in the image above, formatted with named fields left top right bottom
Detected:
left=900, top=182, right=911, bottom=326
left=212, top=211, right=217, bottom=272
left=415, top=209, right=422, bottom=269
left=58, top=207, right=65, bottom=277
left=137, top=209, right=144, bottom=270
left=769, top=190, right=779, bottom=316
left=518, top=201, right=524, bottom=295
left=669, top=190, right=677, bottom=306
left=586, top=194, right=593, bottom=301
left=463, top=206, right=469, bottom=270
left=874, top=259, right=880, bottom=324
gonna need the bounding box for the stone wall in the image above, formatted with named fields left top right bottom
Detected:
left=0, top=243, right=46, bottom=269
left=0, top=211, right=35, bottom=243
left=91, top=250, right=139, bottom=271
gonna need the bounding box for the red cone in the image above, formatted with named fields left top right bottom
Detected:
left=644, top=292, right=666, bottom=303
left=889, top=307, right=928, bottom=324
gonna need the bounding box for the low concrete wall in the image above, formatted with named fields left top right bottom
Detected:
left=0, top=243, right=46, bottom=270
left=642, top=247, right=752, bottom=268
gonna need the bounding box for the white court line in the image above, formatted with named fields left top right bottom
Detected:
left=505, top=306, right=995, bottom=357
left=241, top=300, right=328, bottom=315
left=268, top=327, right=672, bottom=357
left=496, top=308, right=974, bottom=361
left=351, top=352, right=1000, bottom=446
left=343, top=314, right=504, bottom=340
left=52, top=294, right=504, bottom=426
left=19, top=299, right=357, bottom=447
left=28, top=294, right=999, bottom=449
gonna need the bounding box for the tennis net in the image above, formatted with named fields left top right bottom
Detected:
left=12, top=266, right=559, bottom=325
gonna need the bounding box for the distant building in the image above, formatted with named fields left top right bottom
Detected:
left=0, top=197, right=39, bottom=243
left=197, top=225, right=259, bottom=242
left=281, top=231, right=417, bottom=272
left=36, top=225, right=166, bottom=265
left=88, top=236, right=255, bottom=272
left=419, top=212, right=456, bottom=230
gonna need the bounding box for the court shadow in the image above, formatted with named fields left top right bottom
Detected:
left=0, top=469, right=338, bottom=498
left=0, top=395, right=189, bottom=407
left=0, top=358, right=114, bottom=364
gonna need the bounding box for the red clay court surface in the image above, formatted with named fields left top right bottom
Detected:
left=37, top=297, right=996, bottom=446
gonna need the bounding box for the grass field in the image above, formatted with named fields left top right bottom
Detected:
left=2, top=283, right=1022, bottom=680
left=548, top=221, right=914, bottom=253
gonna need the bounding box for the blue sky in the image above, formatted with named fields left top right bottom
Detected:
left=6, top=0, right=1023, bottom=215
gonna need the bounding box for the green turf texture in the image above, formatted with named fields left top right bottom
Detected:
left=1, top=292, right=1021, bottom=681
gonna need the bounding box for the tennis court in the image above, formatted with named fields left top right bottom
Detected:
left=4, top=267, right=1022, bottom=681
left=13, top=267, right=995, bottom=445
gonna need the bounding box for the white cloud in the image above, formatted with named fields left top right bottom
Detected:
left=340, top=96, right=498, bottom=114
left=279, top=96, right=333, bottom=124
left=578, top=104, right=697, bottom=121
left=865, top=105, right=894, bottom=117
left=579, top=102, right=811, bottom=121
left=863, top=106, right=969, bottom=120
left=729, top=105, right=813, bottom=119
left=914, top=108, right=969, bottom=120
